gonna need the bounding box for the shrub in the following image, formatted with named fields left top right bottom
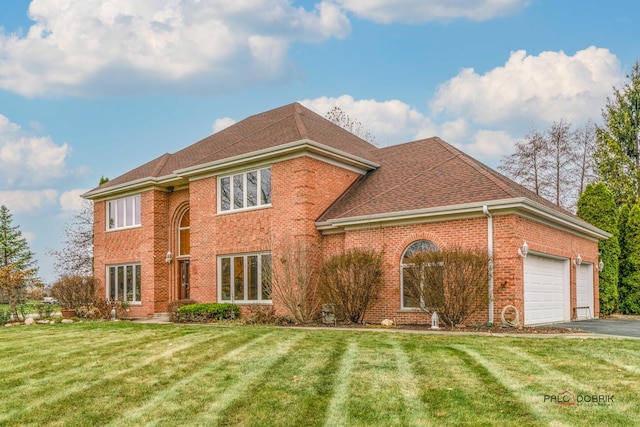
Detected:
left=51, top=275, right=97, bottom=312
left=244, top=304, right=276, bottom=325
left=174, top=303, right=240, bottom=323
left=0, top=308, right=10, bottom=324
left=403, top=246, right=490, bottom=327
left=318, top=249, right=385, bottom=324
left=168, top=299, right=197, bottom=322
left=269, top=240, right=321, bottom=324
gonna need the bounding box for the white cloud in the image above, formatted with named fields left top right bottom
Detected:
left=430, top=46, right=624, bottom=129
left=0, top=0, right=350, bottom=97
left=0, top=114, right=71, bottom=186
left=300, top=95, right=437, bottom=145
left=335, top=0, right=529, bottom=23
left=212, top=117, right=237, bottom=134
left=59, top=189, right=90, bottom=213
left=0, top=189, right=58, bottom=214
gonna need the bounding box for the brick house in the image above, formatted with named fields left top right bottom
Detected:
left=83, top=102, right=609, bottom=325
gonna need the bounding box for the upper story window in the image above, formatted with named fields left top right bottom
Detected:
left=178, top=209, right=190, bottom=256
left=107, top=195, right=141, bottom=230
left=219, top=167, right=271, bottom=213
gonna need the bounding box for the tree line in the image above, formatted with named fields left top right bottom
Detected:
left=500, top=61, right=640, bottom=314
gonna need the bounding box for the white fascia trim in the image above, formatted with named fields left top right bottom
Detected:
left=174, top=139, right=379, bottom=179
left=316, top=198, right=611, bottom=240
left=82, top=174, right=183, bottom=200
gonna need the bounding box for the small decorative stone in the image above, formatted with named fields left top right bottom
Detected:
left=37, top=320, right=49, bottom=324
left=24, top=318, right=35, bottom=326
left=61, top=319, right=73, bottom=324
left=4, top=323, right=12, bottom=327
left=381, top=319, right=394, bottom=327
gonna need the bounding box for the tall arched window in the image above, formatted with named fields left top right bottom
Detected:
left=401, top=240, right=438, bottom=308
left=178, top=209, right=190, bottom=256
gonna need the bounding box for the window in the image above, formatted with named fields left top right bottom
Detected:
left=400, top=240, right=438, bottom=309
left=107, top=195, right=141, bottom=230
left=178, top=209, right=190, bottom=256
left=107, top=263, right=141, bottom=303
left=219, top=168, right=271, bottom=212
left=218, top=253, right=272, bottom=303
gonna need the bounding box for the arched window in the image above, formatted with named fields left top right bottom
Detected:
left=401, top=240, right=438, bottom=308
left=178, top=209, right=190, bottom=256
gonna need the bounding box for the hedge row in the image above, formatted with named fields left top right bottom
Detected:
left=174, top=303, right=240, bottom=323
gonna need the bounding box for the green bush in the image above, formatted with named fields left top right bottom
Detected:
left=0, top=308, right=10, bottom=324
left=167, top=299, right=197, bottom=322
left=174, top=303, right=240, bottom=323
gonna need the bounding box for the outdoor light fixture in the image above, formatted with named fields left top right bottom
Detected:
left=574, top=255, right=582, bottom=266
left=517, top=241, right=528, bottom=258
left=598, top=259, right=605, bottom=271
left=165, top=251, right=173, bottom=264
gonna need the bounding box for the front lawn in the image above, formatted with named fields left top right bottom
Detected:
left=1, top=322, right=638, bottom=426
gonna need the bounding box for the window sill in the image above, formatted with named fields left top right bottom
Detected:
left=217, top=204, right=272, bottom=216
left=221, top=301, right=273, bottom=305
left=396, top=308, right=425, bottom=313
left=106, top=224, right=142, bottom=233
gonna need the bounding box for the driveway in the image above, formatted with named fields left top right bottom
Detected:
left=551, top=318, right=640, bottom=338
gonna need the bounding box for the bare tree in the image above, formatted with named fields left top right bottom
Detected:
left=48, top=200, right=94, bottom=278
left=267, top=238, right=322, bottom=324
left=325, top=106, right=377, bottom=145
left=403, top=247, right=490, bottom=327
left=499, top=127, right=550, bottom=197
left=499, top=120, right=597, bottom=212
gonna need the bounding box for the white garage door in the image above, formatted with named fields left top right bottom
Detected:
left=576, top=263, right=594, bottom=320
left=524, top=254, right=569, bottom=325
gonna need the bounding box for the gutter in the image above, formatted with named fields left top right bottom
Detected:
left=483, top=205, right=494, bottom=325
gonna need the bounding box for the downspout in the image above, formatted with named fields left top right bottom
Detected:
left=483, top=205, right=494, bottom=325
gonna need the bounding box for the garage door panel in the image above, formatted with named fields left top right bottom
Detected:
left=524, top=255, right=569, bottom=325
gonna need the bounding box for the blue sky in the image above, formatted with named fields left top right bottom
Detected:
left=0, top=0, right=638, bottom=284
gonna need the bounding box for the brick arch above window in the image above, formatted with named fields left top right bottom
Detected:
left=394, top=232, right=446, bottom=264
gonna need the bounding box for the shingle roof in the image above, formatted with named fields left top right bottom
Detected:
left=91, top=102, right=378, bottom=191
left=318, top=137, right=576, bottom=221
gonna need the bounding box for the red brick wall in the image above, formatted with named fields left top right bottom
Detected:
left=186, top=156, right=360, bottom=315
left=323, top=213, right=600, bottom=325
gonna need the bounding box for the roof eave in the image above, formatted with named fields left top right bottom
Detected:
left=82, top=174, right=185, bottom=200
left=316, top=197, right=611, bottom=241
left=174, top=139, right=379, bottom=178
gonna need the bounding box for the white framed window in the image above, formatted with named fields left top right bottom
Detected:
left=218, top=252, right=272, bottom=303
left=400, top=240, right=439, bottom=309
left=107, top=263, right=142, bottom=304
left=107, top=195, right=141, bottom=230
left=219, top=167, right=271, bottom=213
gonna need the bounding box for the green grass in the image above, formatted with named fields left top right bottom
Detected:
left=1, top=323, right=639, bottom=426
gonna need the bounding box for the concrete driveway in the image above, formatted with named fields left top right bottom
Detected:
left=552, top=318, right=640, bottom=338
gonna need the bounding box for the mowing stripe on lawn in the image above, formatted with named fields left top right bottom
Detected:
left=391, top=340, right=426, bottom=426
left=451, top=345, right=562, bottom=426
left=0, top=329, right=237, bottom=424
left=108, top=330, right=282, bottom=426
left=573, top=346, right=640, bottom=375
left=168, top=331, right=306, bottom=426
left=323, top=341, right=358, bottom=427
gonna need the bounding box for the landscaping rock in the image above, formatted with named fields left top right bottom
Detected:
left=381, top=319, right=394, bottom=327
left=61, top=319, right=73, bottom=324
left=24, top=318, right=35, bottom=326
left=37, top=320, right=50, bottom=324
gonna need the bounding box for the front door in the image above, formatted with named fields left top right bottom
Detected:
left=179, top=260, right=190, bottom=300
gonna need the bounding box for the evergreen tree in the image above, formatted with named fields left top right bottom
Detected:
left=0, top=205, right=38, bottom=319
left=618, top=204, right=630, bottom=291
left=620, top=203, right=640, bottom=313
left=577, top=183, right=619, bottom=314
left=595, top=61, right=640, bottom=207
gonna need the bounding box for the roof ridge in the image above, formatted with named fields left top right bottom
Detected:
left=151, top=153, right=172, bottom=177
left=293, top=102, right=309, bottom=139
left=433, top=137, right=521, bottom=198
left=185, top=104, right=303, bottom=168
left=332, top=150, right=459, bottom=218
